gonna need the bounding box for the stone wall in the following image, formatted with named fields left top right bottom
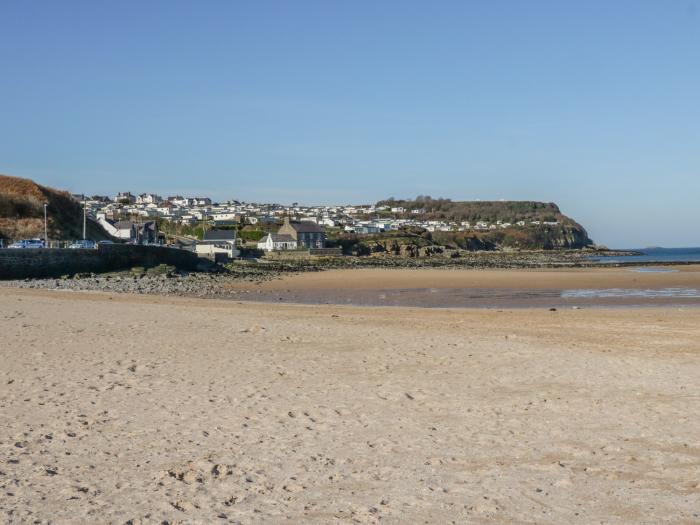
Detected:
left=263, top=248, right=343, bottom=260
left=309, top=248, right=342, bottom=256
left=0, top=244, right=201, bottom=280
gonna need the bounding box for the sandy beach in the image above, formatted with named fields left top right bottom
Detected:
left=2, top=282, right=700, bottom=524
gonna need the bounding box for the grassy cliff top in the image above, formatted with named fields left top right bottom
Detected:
left=376, top=198, right=572, bottom=223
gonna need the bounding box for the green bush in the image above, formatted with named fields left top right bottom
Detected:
left=238, top=230, right=266, bottom=242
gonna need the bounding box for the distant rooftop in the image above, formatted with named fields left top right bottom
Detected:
left=284, top=218, right=325, bottom=233
left=203, top=229, right=236, bottom=241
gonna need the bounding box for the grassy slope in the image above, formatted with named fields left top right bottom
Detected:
left=0, top=174, right=109, bottom=241
left=377, top=199, right=571, bottom=223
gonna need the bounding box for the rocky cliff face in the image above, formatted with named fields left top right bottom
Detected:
left=482, top=223, right=594, bottom=250
left=367, top=198, right=595, bottom=251
left=547, top=224, right=593, bottom=249
left=332, top=221, right=593, bottom=257
left=359, top=240, right=448, bottom=257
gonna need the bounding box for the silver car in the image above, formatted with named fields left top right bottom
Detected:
left=68, top=240, right=97, bottom=249
left=8, top=239, right=45, bottom=249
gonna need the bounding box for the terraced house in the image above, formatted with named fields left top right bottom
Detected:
left=277, top=217, right=326, bottom=249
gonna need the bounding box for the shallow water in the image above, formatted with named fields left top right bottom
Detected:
left=594, top=247, right=700, bottom=264
left=628, top=267, right=678, bottom=273
left=243, top=286, right=700, bottom=309
left=562, top=287, right=700, bottom=299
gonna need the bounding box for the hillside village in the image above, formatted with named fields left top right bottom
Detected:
left=68, top=191, right=596, bottom=258
left=89, top=192, right=564, bottom=237
left=0, top=173, right=603, bottom=278
left=0, top=171, right=594, bottom=257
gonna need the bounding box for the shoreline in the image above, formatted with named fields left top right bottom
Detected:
left=6, top=285, right=700, bottom=312
left=3, top=264, right=700, bottom=309
left=212, top=264, right=700, bottom=309
left=227, top=264, right=700, bottom=289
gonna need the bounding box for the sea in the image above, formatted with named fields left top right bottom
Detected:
left=592, top=247, right=700, bottom=264
left=246, top=247, right=700, bottom=308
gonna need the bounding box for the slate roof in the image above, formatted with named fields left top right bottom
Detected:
left=287, top=221, right=325, bottom=233
left=203, top=229, right=237, bottom=241
left=137, top=221, right=157, bottom=232
left=267, top=233, right=296, bottom=242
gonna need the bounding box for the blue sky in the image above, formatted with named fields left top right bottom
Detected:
left=1, top=1, right=698, bottom=247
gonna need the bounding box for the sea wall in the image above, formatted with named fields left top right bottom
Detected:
left=264, top=248, right=343, bottom=260
left=0, top=244, right=201, bottom=280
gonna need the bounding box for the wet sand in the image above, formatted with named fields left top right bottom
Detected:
left=231, top=265, right=700, bottom=290
left=224, top=265, right=700, bottom=308
left=1, top=287, right=700, bottom=523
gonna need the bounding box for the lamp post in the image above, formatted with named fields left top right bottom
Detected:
left=82, top=195, right=87, bottom=240
left=43, top=203, right=48, bottom=247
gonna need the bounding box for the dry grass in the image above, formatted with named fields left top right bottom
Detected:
left=0, top=173, right=107, bottom=241
left=0, top=174, right=49, bottom=200
left=0, top=218, right=45, bottom=240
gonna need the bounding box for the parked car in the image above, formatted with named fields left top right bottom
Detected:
left=8, top=239, right=45, bottom=249
left=68, top=240, right=97, bottom=249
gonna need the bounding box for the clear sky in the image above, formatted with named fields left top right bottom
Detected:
left=1, top=1, right=698, bottom=247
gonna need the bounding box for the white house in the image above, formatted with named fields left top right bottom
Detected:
left=97, top=219, right=159, bottom=243
left=115, top=192, right=136, bottom=204
left=355, top=225, right=381, bottom=234
left=211, top=212, right=239, bottom=222
left=195, top=230, right=239, bottom=260
left=168, top=196, right=191, bottom=207
left=114, top=221, right=135, bottom=240
left=178, top=215, right=199, bottom=225
left=257, top=233, right=297, bottom=252
left=96, top=214, right=120, bottom=237
left=136, top=193, right=162, bottom=205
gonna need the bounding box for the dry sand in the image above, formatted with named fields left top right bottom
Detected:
left=1, top=286, right=700, bottom=523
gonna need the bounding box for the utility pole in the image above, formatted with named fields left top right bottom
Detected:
left=43, top=203, right=48, bottom=247
left=82, top=195, right=87, bottom=240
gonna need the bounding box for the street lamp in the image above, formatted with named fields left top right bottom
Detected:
left=43, top=203, right=48, bottom=247
left=82, top=195, right=87, bottom=240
